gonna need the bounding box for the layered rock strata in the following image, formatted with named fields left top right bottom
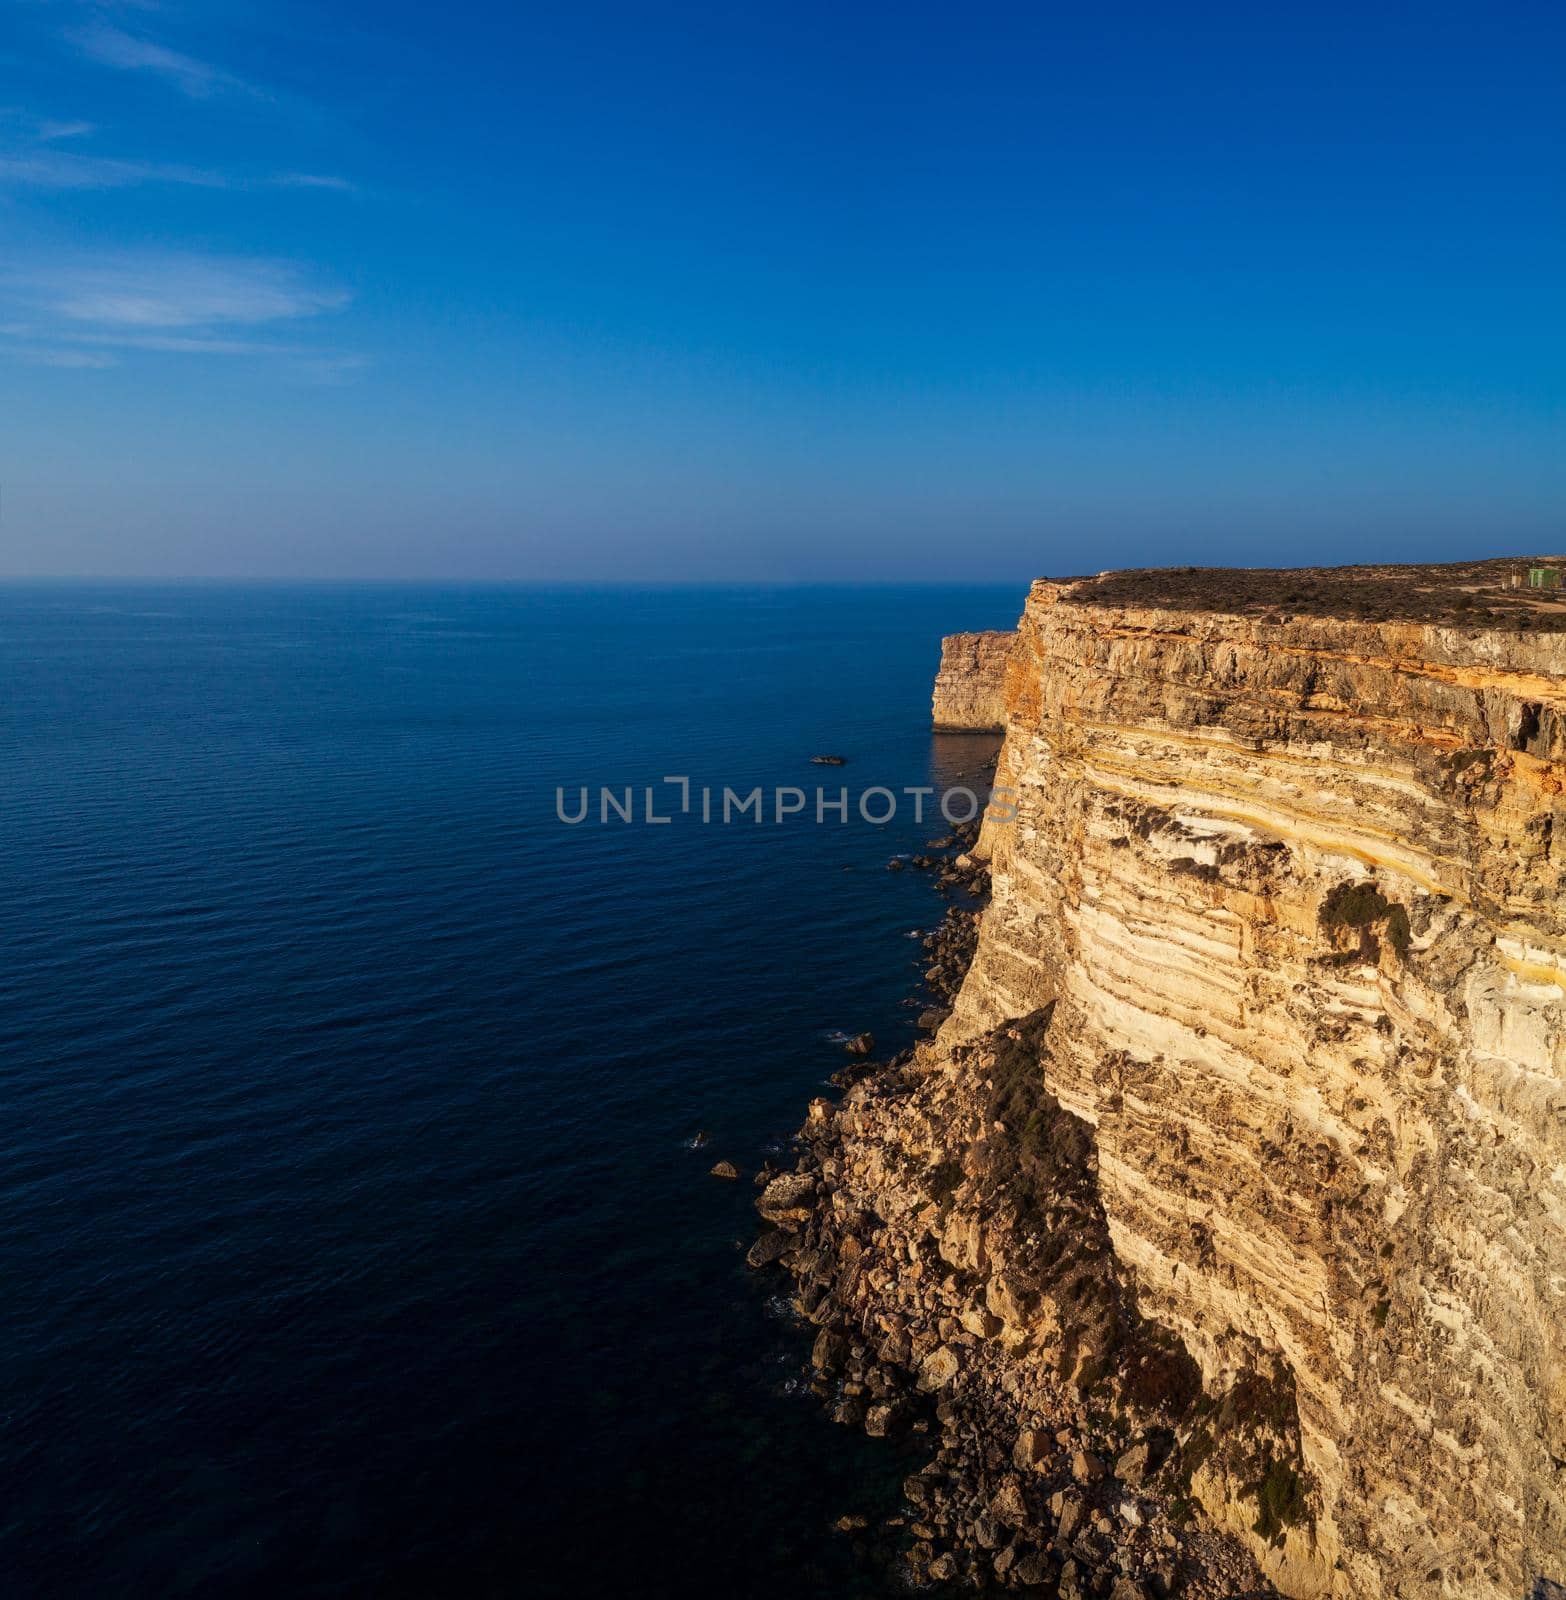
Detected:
left=934, top=630, right=1016, bottom=730
left=764, top=565, right=1566, bottom=1600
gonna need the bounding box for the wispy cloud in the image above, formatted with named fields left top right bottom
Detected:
left=0, top=149, right=224, bottom=189
left=1, top=251, right=361, bottom=378
left=70, top=21, right=257, bottom=100
left=36, top=118, right=95, bottom=142
left=38, top=254, right=351, bottom=329
left=0, top=144, right=354, bottom=193
left=268, top=172, right=356, bottom=193
left=16, top=346, right=118, bottom=370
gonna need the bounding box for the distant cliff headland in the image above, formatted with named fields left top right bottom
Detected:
left=933, top=630, right=1015, bottom=731
left=754, top=558, right=1566, bottom=1600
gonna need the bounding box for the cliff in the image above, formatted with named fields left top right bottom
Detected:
left=763, top=561, right=1566, bottom=1600
left=933, top=630, right=1015, bottom=730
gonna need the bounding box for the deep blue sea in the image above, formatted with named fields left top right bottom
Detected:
left=0, top=583, right=1020, bottom=1598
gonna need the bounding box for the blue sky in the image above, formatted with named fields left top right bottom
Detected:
left=1, top=1, right=1562, bottom=579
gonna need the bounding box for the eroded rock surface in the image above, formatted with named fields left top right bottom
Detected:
left=767, top=565, right=1566, bottom=1599
left=933, top=630, right=1015, bottom=731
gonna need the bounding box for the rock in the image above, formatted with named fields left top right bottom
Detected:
left=1013, top=1428, right=1050, bottom=1471
left=756, top=1172, right=816, bottom=1226
left=810, top=754, right=847, bottom=765
left=927, top=1552, right=959, bottom=1582
left=811, top=1328, right=847, bottom=1372
left=745, top=1229, right=791, bottom=1269
left=1115, top=1440, right=1152, bottom=1486
left=1109, top=1581, right=1152, bottom=1600
left=990, top=1475, right=1028, bottom=1527
left=690, top=1130, right=711, bottom=1148
left=1013, top=1551, right=1056, bottom=1586
left=1071, top=1448, right=1106, bottom=1484
left=917, top=1007, right=950, bottom=1030
left=1056, top=1492, right=1086, bottom=1542
left=886, top=858, right=905, bottom=872
left=708, top=1159, right=740, bottom=1180
left=878, top=1329, right=911, bottom=1365
left=864, top=1402, right=897, bottom=1437
left=960, top=1306, right=1002, bottom=1339
left=833, top=1513, right=868, bottom=1533
left=843, top=1032, right=875, bottom=1056
left=916, top=1344, right=959, bottom=1391
left=806, top=1096, right=833, bottom=1126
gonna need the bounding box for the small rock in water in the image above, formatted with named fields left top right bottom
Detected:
left=843, top=1032, right=875, bottom=1057
left=708, top=1159, right=740, bottom=1180
left=690, top=1130, right=711, bottom=1148
left=811, top=754, right=847, bottom=765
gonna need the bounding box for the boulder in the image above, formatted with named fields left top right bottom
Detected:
left=745, top=1229, right=791, bottom=1269
left=1115, top=1440, right=1152, bottom=1486
left=916, top=1345, right=960, bottom=1391
left=990, top=1475, right=1028, bottom=1527
left=708, top=1160, right=740, bottom=1180
left=756, top=1172, right=816, bottom=1226
left=811, top=1328, right=847, bottom=1372
left=864, top=1402, right=897, bottom=1437
left=1055, top=1491, right=1086, bottom=1542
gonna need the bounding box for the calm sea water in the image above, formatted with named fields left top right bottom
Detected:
left=0, top=583, right=1019, bottom=1598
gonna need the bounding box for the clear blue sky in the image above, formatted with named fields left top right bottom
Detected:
left=2, top=1, right=1562, bottom=579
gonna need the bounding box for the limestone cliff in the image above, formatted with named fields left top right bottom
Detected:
left=766, top=561, right=1566, bottom=1600
left=934, top=630, right=1015, bottom=730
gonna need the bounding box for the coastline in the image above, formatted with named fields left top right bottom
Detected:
left=745, top=735, right=1287, bottom=1598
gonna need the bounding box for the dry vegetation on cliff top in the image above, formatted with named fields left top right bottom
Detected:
left=1061, top=557, right=1566, bottom=629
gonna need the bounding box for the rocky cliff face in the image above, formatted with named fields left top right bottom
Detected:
left=765, top=566, right=1566, bottom=1600
left=934, top=630, right=1015, bottom=730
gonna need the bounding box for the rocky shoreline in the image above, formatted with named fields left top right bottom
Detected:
left=748, top=825, right=1281, bottom=1599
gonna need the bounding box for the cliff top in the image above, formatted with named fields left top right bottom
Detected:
left=1055, top=556, right=1566, bottom=631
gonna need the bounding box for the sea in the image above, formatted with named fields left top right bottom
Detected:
left=0, top=582, right=1021, bottom=1598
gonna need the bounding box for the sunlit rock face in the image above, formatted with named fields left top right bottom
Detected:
left=932, top=630, right=1015, bottom=730
left=951, top=576, right=1566, bottom=1597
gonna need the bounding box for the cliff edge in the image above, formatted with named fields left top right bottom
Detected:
left=934, top=630, right=1015, bottom=730
left=767, top=560, right=1566, bottom=1600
